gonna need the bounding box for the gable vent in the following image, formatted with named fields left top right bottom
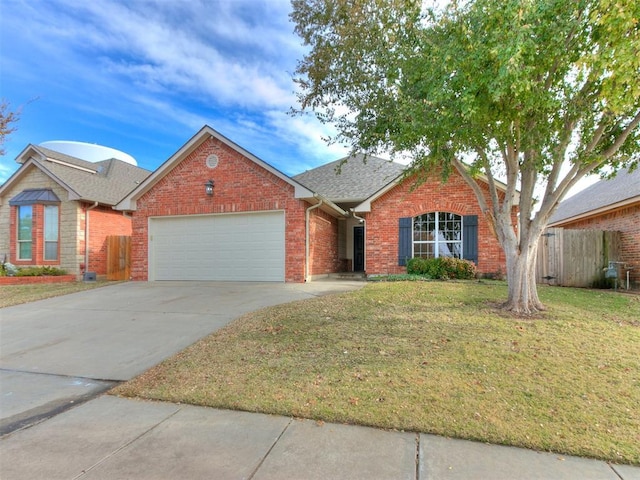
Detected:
left=206, top=154, right=219, bottom=169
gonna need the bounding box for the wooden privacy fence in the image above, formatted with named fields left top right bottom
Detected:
left=536, top=228, right=621, bottom=288
left=107, top=235, right=131, bottom=281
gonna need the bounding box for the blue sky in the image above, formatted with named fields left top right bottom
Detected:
left=0, top=0, right=350, bottom=182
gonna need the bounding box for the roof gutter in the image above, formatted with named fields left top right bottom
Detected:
left=305, top=198, right=324, bottom=282
left=548, top=197, right=640, bottom=227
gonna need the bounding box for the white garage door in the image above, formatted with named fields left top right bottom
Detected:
left=149, top=211, right=285, bottom=281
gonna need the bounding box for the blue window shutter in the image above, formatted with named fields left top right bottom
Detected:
left=398, top=217, right=412, bottom=266
left=463, top=215, right=478, bottom=264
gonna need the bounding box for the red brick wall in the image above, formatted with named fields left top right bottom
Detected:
left=85, top=205, right=133, bottom=275
left=0, top=275, right=76, bottom=285
left=131, top=136, right=308, bottom=282
left=364, top=170, right=509, bottom=276
left=309, top=208, right=341, bottom=276
left=555, top=202, right=640, bottom=288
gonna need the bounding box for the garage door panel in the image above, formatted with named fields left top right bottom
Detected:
left=149, top=212, right=285, bottom=281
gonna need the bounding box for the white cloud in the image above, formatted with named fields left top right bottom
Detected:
left=45, top=0, right=299, bottom=110
left=265, top=110, right=351, bottom=171
left=0, top=0, right=342, bottom=181
left=0, top=162, right=16, bottom=184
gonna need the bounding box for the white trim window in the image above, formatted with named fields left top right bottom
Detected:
left=413, top=212, right=462, bottom=259
left=17, top=205, right=33, bottom=260
left=44, top=205, right=59, bottom=261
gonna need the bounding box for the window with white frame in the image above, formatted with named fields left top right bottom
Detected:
left=44, top=205, right=59, bottom=261
left=413, top=212, right=462, bottom=258
left=17, top=205, right=33, bottom=260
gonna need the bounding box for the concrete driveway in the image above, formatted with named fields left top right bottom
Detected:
left=0, top=280, right=364, bottom=434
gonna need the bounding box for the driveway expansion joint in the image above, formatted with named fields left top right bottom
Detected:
left=0, top=367, right=121, bottom=384
left=1, top=386, right=118, bottom=437
left=70, top=405, right=184, bottom=479
left=247, top=417, right=294, bottom=479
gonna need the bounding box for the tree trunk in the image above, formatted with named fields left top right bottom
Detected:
left=502, top=239, right=545, bottom=315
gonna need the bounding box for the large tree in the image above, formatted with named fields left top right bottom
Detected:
left=291, top=0, right=640, bottom=314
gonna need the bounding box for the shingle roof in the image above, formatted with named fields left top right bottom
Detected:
left=28, top=146, right=151, bottom=206
left=549, top=167, right=640, bottom=224
left=293, top=154, right=405, bottom=202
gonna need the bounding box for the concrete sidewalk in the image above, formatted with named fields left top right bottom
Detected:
left=1, top=395, right=638, bottom=480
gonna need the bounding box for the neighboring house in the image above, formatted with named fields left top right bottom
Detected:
left=116, top=125, right=512, bottom=282
left=0, top=145, right=150, bottom=278
left=548, top=167, right=640, bottom=289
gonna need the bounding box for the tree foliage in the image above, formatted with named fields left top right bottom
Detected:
left=291, top=0, right=640, bottom=313
left=0, top=99, right=21, bottom=157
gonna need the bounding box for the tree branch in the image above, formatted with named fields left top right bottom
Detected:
left=452, top=157, right=490, bottom=212
left=583, top=115, right=610, bottom=156
left=451, top=156, right=500, bottom=240
left=545, top=117, right=578, bottom=200
left=476, top=146, right=500, bottom=212
left=601, top=110, right=640, bottom=159
left=501, top=137, right=519, bottom=216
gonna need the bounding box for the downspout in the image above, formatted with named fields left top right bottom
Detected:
left=305, top=198, right=323, bottom=282
left=351, top=209, right=366, bottom=273
left=84, top=202, right=98, bottom=275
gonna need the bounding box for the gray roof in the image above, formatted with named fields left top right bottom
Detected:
left=293, top=154, right=405, bottom=202
left=9, top=188, right=61, bottom=205
left=26, top=145, right=151, bottom=206
left=549, top=167, right=640, bottom=224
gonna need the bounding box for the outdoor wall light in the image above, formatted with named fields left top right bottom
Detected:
left=205, top=179, right=215, bottom=196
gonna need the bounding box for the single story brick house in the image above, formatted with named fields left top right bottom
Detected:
left=548, top=167, right=640, bottom=289
left=0, top=145, right=150, bottom=278
left=116, top=125, right=511, bottom=282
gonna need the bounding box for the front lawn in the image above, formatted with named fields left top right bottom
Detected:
left=112, top=281, right=640, bottom=465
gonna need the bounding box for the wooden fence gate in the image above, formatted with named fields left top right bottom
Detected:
left=536, top=228, right=621, bottom=287
left=107, top=235, right=131, bottom=281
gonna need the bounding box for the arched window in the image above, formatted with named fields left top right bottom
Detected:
left=413, top=212, right=462, bottom=258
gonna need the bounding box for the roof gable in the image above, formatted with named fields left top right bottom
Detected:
left=293, top=155, right=517, bottom=213
left=115, top=125, right=322, bottom=212
left=549, top=167, right=640, bottom=225
left=0, top=144, right=151, bottom=206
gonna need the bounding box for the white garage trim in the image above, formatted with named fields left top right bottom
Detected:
left=148, top=211, right=285, bottom=281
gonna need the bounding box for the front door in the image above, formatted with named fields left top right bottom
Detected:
left=353, top=225, right=365, bottom=272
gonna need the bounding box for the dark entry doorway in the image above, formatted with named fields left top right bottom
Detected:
left=354, top=225, right=365, bottom=272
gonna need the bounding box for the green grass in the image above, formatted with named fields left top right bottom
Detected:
left=0, top=281, right=115, bottom=308
left=112, top=281, right=640, bottom=465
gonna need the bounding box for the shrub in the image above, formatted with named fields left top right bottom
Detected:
left=407, top=257, right=476, bottom=280
left=15, top=266, right=68, bottom=277
left=406, top=257, right=431, bottom=276
left=368, top=274, right=427, bottom=282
